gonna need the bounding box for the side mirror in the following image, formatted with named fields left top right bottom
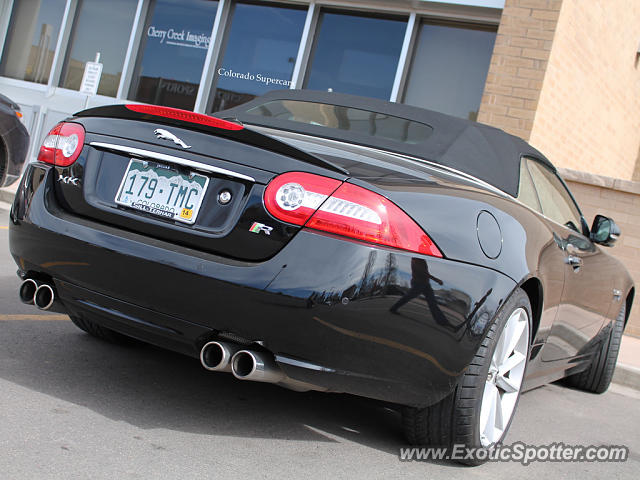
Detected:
left=590, top=215, right=620, bottom=247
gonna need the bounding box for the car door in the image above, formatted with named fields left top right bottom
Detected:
left=515, top=157, right=566, bottom=349
left=523, top=158, right=615, bottom=361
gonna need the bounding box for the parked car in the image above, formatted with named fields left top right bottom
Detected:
left=0, top=93, right=29, bottom=187
left=9, top=90, right=633, bottom=464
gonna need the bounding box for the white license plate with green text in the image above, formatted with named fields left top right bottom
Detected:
left=115, top=159, right=209, bottom=224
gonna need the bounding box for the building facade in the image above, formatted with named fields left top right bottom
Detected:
left=1, top=0, right=639, bottom=334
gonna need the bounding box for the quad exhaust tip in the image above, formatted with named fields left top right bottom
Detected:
left=19, top=279, right=57, bottom=310
left=34, top=284, right=55, bottom=311
left=231, top=350, right=285, bottom=384
left=200, top=343, right=324, bottom=393
left=200, top=341, right=241, bottom=372
left=19, top=279, right=38, bottom=305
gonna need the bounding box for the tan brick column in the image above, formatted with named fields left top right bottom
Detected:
left=477, top=0, right=562, bottom=140
left=529, top=0, right=640, bottom=180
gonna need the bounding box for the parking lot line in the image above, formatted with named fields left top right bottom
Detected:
left=0, top=314, right=68, bottom=321
left=0, top=226, right=8, bottom=229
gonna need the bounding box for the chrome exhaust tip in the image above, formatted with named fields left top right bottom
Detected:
left=231, top=350, right=285, bottom=384
left=19, top=279, right=38, bottom=305
left=34, top=284, right=55, bottom=311
left=200, top=341, right=240, bottom=372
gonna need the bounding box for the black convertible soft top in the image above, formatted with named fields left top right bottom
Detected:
left=218, top=90, right=553, bottom=197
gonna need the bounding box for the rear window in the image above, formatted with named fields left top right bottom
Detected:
left=245, top=100, right=433, bottom=145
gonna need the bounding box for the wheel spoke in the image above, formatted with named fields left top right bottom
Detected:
left=496, top=374, right=519, bottom=394
left=498, top=351, right=526, bottom=377
left=490, top=353, right=498, bottom=372
left=501, top=316, right=526, bottom=363
left=494, top=388, right=505, bottom=431
left=480, top=382, right=498, bottom=444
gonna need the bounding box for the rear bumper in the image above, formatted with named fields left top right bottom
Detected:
left=10, top=164, right=517, bottom=406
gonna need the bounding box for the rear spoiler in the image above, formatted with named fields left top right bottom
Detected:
left=74, top=104, right=348, bottom=175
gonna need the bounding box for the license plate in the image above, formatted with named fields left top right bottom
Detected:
left=115, top=159, right=209, bottom=224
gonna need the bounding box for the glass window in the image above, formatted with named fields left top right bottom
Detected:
left=246, top=100, right=433, bottom=144
left=59, top=0, right=138, bottom=96
left=129, top=0, right=218, bottom=110
left=517, top=158, right=541, bottom=212
left=304, top=11, right=406, bottom=100
left=209, top=2, right=306, bottom=113
left=526, top=159, right=582, bottom=232
left=403, top=21, right=496, bottom=120
left=0, top=0, right=66, bottom=84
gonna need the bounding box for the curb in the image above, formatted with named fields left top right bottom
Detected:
left=0, top=187, right=16, bottom=205
left=612, top=363, right=640, bottom=391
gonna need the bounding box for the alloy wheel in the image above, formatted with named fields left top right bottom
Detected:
left=479, top=307, right=530, bottom=447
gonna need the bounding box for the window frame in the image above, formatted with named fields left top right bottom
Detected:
left=516, top=156, right=542, bottom=213
left=127, top=0, right=221, bottom=110
left=0, top=0, right=502, bottom=111
left=520, top=156, right=590, bottom=237
left=0, top=0, right=70, bottom=86
left=400, top=18, right=498, bottom=120
left=58, top=0, right=138, bottom=97
left=206, top=0, right=308, bottom=114
left=302, top=7, right=410, bottom=101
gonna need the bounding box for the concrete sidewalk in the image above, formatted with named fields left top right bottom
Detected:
left=0, top=182, right=639, bottom=390
left=615, top=334, right=640, bottom=390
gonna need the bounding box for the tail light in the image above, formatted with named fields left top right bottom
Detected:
left=264, top=172, right=442, bottom=257
left=126, top=104, right=244, bottom=131
left=37, top=122, right=85, bottom=167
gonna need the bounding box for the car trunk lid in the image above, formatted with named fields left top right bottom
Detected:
left=54, top=106, right=349, bottom=261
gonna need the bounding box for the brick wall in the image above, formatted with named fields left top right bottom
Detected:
left=477, top=0, right=562, bottom=140
left=561, top=170, right=640, bottom=337
left=479, top=0, right=640, bottom=337
left=529, top=0, right=640, bottom=180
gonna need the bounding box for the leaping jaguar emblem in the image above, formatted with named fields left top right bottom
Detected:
left=154, top=129, right=192, bottom=149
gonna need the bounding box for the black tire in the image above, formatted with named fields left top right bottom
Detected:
left=402, top=288, right=532, bottom=465
left=0, top=140, right=6, bottom=185
left=69, top=314, right=139, bottom=345
left=565, top=304, right=625, bottom=394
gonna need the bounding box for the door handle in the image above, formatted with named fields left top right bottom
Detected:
left=565, top=255, right=583, bottom=270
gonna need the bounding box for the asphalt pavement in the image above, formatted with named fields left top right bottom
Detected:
left=1, top=200, right=639, bottom=479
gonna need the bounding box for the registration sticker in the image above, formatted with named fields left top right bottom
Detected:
left=180, top=208, right=193, bottom=221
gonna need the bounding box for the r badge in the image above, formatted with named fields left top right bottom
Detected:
left=249, top=222, right=273, bottom=235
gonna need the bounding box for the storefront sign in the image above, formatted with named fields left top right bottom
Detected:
left=147, top=25, right=210, bottom=49
left=217, top=68, right=291, bottom=87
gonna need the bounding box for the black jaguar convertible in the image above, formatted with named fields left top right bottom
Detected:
left=9, top=90, right=633, bottom=460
